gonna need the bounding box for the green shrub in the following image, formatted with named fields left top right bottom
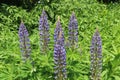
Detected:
left=0, top=0, right=120, bottom=79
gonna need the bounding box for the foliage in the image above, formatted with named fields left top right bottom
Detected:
left=0, top=0, right=39, bottom=10
left=98, top=0, right=120, bottom=3
left=0, top=0, right=120, bottom=80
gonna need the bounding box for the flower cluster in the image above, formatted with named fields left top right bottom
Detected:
left=39, top=10, right=50, bottom=54
left=18, top=10, right=103, bottom=79
left=54, top=17, right=67, bottom=80
left=54, top=16, right=64, bottom=46
left=90, top=29, right=102, bottom=80
left=18, top=21, right=31, bottom=61
left=68, top=12, right=78, bottom=47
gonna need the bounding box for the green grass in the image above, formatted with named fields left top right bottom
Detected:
left=0, top=0, right=120, bottom=80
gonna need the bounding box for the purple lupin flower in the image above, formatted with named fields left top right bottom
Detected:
left=90, top=28, right=102, bottom=80
left=18, top=21, right=31, bottom=61
left=54, top=16, right=64, bottom=46
left=54, top=17, right=67, bottom=80
left=39, top=10, right=50, bottom=54
left=68, top=12, right=78, bottom=48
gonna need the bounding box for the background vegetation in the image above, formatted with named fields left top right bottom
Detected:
left=0, top=0, right=120, bottom=80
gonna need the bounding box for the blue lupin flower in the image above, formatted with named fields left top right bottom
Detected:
left=54, top=17, right=67, bottom=80
left=90, top=28, right=102, bottom=80
left=68, top=12, right=78, bottom=48
left=18, top=21, right=31, bottom=61
left=54, top=16, right=64, bottom=46
left=39, top=10, right=50, bottom=54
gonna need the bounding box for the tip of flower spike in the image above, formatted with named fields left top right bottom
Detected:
left=96, top=27, right=99, bottom=32
left=21, top=20, right=24, bottom=24
left=20, top=20, right=24, bottom=28
left=72, top=11, right=75, bottom=15
left=42, top=8, right=45, bottom=13
left=57, top=16, right=60, bottom=21
left=55, top=16, right=61, bottom=28
left=94, top=27, right=100, bottom=36
left=41, top=9, right=46, bottom=17
left=71, top=11, right=76, bottom=18
left=42, top=8, right=44, bottom=11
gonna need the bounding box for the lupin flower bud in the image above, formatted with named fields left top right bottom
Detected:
left=68, top=12, right=78, bottom=47
left=54, top=17, right=67, bottom=80
left=39, top=10, right=50, bottom=54
left=18, top=21, right=31, bottom=61
left=54, top=16, right=64, bottom=46
left=90, top=28, right=102, bottom=80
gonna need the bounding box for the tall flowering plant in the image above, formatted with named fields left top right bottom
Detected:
left=18, top=21, right=31, bottom=61
left=90, top=29, right=102, bottom=80
left=54, top=17, right=67, bottom=80
left=68, top=12, right=78, bottom=48
left=39, top=10, right=50, bottom=54
left=54, top=16, right=64, bottom=46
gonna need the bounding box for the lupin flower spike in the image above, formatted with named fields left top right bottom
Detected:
left=54, top=16, right=64, bottom=46
left=68, top=12, right=78, bottom=48
left=39, top=10, right=50, bottom=54
left=90, top=28, right=102, bottom=80
left=18, top=21, right=31, bottom=61
left=54, top=18, right=67, bottom=80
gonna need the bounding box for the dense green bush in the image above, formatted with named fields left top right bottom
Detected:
left=98, top=0, right=120, bottom=3
left=0, top=0, right=39, bottom=10
left=0, top=0, right=120, bottom=80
